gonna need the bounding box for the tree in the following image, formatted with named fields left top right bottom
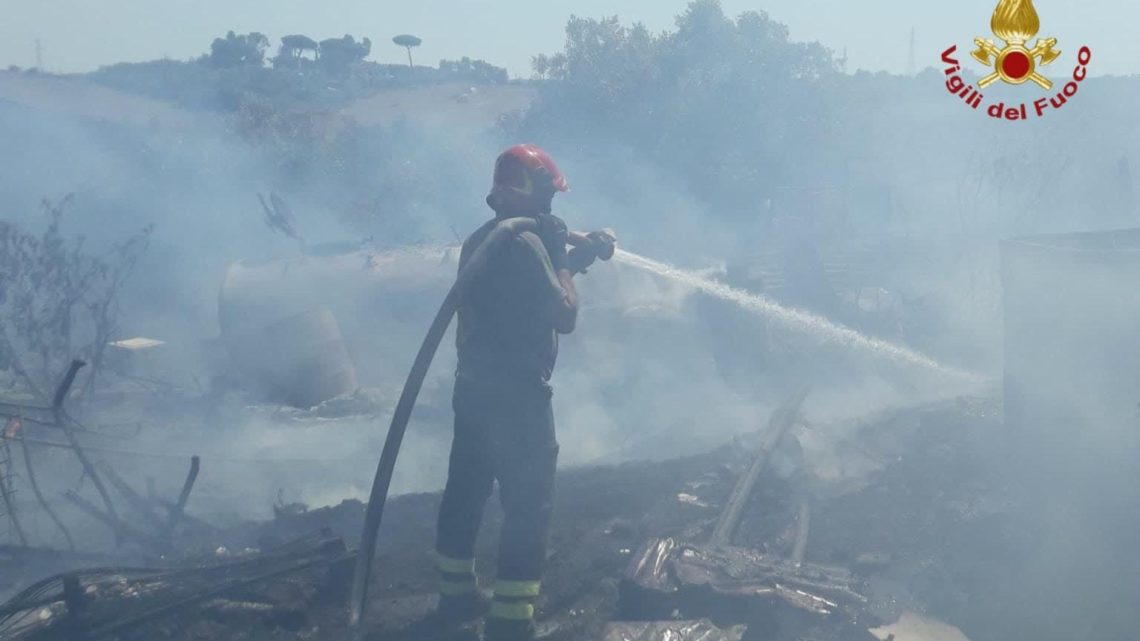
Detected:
left=318, top=35, right=372, bottom=74
left=208, top=31, right=270, bottom=68
left=273, top=34, right=319, bottom=69
left=283, top=34, right=319, bottom=53
left=532, top=53, right=551, bottom=80
left=439, top=57, right=509, bottom=84
left=517, top=0, right=840, bottom=217
left=392, top=34, right=422, bottom=68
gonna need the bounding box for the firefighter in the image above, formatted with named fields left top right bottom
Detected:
left=433, top=144, right=614, bottom=640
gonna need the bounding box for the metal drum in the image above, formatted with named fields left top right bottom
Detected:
left=226, top=307, right=357, bottom=408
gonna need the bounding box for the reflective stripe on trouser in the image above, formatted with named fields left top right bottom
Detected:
left=437, top=377, right=558, bottom=622
left=488, top=579, right=540, bottom=621
left=437, top=553, right=477, bottom=596
left=494, top=579, right=541, bottom=598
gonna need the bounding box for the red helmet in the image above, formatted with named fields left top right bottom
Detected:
left=492, top=144, right=569, bottom=196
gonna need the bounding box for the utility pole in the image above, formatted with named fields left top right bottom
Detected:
left=907, top=28, right=915, bottom=76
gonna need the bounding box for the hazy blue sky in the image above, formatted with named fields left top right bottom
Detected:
left=0, top=1, right=1131, bottom=77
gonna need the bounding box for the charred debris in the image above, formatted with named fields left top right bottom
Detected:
left=0, top=348, right=1004, bottom=640
left=0, top=198, right=1044, bottom=640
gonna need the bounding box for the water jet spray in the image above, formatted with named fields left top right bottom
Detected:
left=612, top=249, right=980, bottom=381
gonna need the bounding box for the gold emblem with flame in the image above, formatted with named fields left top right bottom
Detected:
left=971, top=0, right=1060, bottom=89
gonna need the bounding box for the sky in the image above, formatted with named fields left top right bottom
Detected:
left=0, top=0, right=1133, bottom=77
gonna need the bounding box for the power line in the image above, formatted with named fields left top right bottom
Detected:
left=907, top=27, right=915, bottom=76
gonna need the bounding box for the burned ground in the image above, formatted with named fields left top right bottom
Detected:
left=2, top=392, right=1014, bottom=641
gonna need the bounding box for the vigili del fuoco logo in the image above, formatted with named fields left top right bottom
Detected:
left=941, top=0, right=1091, bottom=121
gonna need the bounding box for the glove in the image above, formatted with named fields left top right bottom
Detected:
left=534, top=212, right=569, bottom=270
left=567, top=246, right=597, bottom=274
left=567, top=229, right=618, bottom=274
left=585, top=229, right=617, bottom=261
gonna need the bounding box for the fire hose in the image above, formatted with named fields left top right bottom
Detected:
left=347, top=217, right=604, bottom=636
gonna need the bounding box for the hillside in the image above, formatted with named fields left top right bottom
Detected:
left=339, top=82, right=535, bottom=129
left=0, top=71, right=206, bottom=129
left=0, top=70, right=535, bottom=134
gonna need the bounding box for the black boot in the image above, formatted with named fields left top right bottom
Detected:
left=434, top=591, right=491, bottom=626
left=484, top=617, right=537, bottom=641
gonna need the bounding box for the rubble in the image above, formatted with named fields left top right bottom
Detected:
left=869, top=612, right=972, bottom=641
left=601, top=620, right=746, bottom=641
left=0, top=389, right=1007, bottom=641
left=0, top=532, right=351, bottom=640
left=618, top=388, right=874, bottom=640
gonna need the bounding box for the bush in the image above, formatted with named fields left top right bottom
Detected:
left=438, top=57, right=508, bottom=84
left=0, top=197, right=151, bottom=400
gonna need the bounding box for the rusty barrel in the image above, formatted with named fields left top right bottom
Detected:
left=226, top=307, right=358, bottom=408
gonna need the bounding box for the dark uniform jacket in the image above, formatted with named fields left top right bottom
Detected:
left=455, top=218, right=567, bottom=384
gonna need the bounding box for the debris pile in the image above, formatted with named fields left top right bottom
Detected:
left=0, top=532, right=351, bottom=640
left=0, top=376, right=1002, bottom=641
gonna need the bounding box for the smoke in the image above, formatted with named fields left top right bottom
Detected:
left=3, top=41, right=1140, bottom=639
left=0, top=72, right=1031, bottom=525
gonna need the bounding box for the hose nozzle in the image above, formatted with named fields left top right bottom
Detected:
left=568, top=228, right=617, bottom=260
